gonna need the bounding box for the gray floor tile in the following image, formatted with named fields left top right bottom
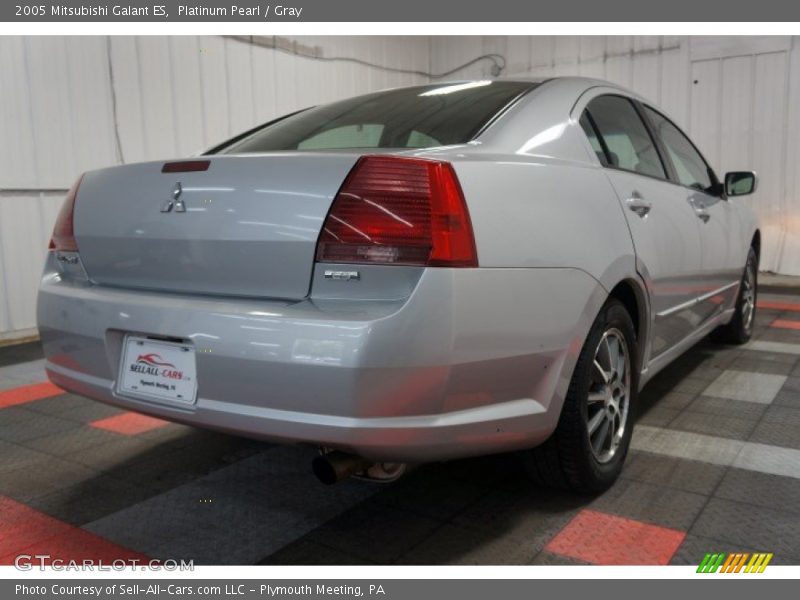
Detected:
left=669, top=410, right=756, bottom=441
left=24, top=393, right=100, bottom=416
left=450, top=487, right=585, bottom=540
left=260, top=539, right=374, bottom=565
left=0, top=406, right=42, bottom=427
left=370, top=466, right=489, bottom=521
left=642, top=390, right=697, bottom=411
left=780, top=376, right=800, bottom=395
left=622, top=450, right=726, bottom=496
left=21, top=426, right=127, bottom=456
left=396, top=522, right=541, bottom=565
left=745, top=340, right=800, bottom=356
left=0, top=439, right=56, bottom=475
left=86, top=446, right=378, bottom=564
left=670, top=534, right=729, bottom=566
left=749, top=406, right=800, bottom=449
left=702, top=370, right=787, bottom=404
left=754, top=329, right=800, bottom=344
left=0, top=456, right=100, bottom=502
left=297, top=500, right=441, bottom=565
left=774, top=390, right=800, bottom=409
left=0, top=359, right=46, bottom=383
left=715, top=468, right=800, bottom=516
left=730, top=357, right=796, bottom=376
left=691, top=497, right=800, bottom=558
left=65, top=436, right=161, bottom=472
left=637, top=406, right=680, bottom=427
left=687, top=395, right=767, bottom=421
left=27, top=475, right=158, bottom=526
left=530, top=551, right=590, bottom=565
left=0, top=412, right=83, bottom=443
left=737, top=349, right=799, bottom=366
left=589, top=479, right=707, bottom=530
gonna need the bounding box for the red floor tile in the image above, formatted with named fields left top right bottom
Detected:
left=759, top=300, right=800, bottom=313
left=0, top=381, right=63, bottom=409
left=545, top=509, right=685, bottom=565
left=90, top=411, right=168, bottom=435
left=0, top=496, right=148, bottom=565
left=771, top=318, right=800, bottom=331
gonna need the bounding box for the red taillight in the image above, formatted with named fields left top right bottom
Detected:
left=316, top=156, right=478, bottom=267
left=49, top=175, right=84, bottom=252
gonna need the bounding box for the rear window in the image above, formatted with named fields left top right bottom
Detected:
left=219, top=81, right=535, bottom=153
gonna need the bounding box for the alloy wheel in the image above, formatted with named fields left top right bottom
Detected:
left=741, top=261, right=756, bottom=333
left=587, top=328, right=631, bottom=464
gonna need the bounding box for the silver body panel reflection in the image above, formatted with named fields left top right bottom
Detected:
left=37, top=78, right=759, bottom=461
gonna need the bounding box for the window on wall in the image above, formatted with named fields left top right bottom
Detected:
left=643, top=106, right=715, bottom=192
left=583, top=95, right=666, bottom=179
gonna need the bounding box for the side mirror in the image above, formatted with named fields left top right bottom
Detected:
left=725, top=171, right=757, bottom=197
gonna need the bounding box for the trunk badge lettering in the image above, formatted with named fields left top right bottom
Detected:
left=324, top=270, right=361, bottom=281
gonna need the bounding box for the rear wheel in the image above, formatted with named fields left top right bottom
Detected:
left=523, top=298, right=638, bottom=494
left=711, top=247, right=758, bottom=345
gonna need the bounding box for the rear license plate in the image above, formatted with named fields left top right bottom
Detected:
left=118, top=336, right=197, bottom=404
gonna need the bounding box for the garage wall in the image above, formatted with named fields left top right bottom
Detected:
left=0, top=35, right=432, bottom=341
left=431, top=35, right=800, bottom=279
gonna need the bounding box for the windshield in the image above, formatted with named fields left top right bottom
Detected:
left=218, top=81, right=536, bottom=153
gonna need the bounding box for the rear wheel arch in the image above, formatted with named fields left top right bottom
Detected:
left=607, top=278, right=648, bottom=369
left=751, top=229, right=761, bottom=262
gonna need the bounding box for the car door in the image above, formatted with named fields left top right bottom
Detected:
left=579, top=94, right=706, bottom=359
left=640, top=105, right=742, bottom=320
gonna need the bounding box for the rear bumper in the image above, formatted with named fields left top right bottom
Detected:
left=37, top=259, right=605, bottom=461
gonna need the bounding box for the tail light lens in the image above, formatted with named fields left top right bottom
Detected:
left=49, top=174, right=84, bottom=252
left=316, top=156, right=478, bottom=267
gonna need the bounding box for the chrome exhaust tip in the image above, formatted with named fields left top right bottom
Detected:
left=312, top=451, right=371, bottom=485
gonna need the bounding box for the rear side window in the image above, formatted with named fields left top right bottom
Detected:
left=220, top=81, right=535, bottom=153
left=643, top=106, right=714, bottom=191
left=583, top=95, right=666, bottom=179
left=579, top=112, right=608, bottom=166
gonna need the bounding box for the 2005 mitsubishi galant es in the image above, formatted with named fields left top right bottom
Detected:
left=38, top=77, right=759, bottom=492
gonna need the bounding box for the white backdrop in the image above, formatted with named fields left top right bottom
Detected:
left=1, top=35, right=799, bottom=341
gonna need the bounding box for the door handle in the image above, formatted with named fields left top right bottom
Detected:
left=695, top=208, right=710, bottom=223
left=626, top=197, right=652, bottom=218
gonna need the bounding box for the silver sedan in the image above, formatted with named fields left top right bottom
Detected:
left=38, top=77, right=759, bottom=492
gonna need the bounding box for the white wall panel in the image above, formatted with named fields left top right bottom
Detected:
left=782, top=38, right=800, bottom=276
left=659, top=43, right=691, bottom=126
left=751, top=52, right=789, bottom=273
left=0, top=37, right=38, bottom=188
left=110, top=36, right=147, bottom=164
left=0, top=193, right=61, bottom=334
left=690, top=59, right=723, bottom=168
left=169, top=37, right=207, bottom=157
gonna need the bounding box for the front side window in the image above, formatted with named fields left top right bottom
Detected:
left=643, top=106, right=714, bottom=192
left=583, top=95, right=666, bottom=179
left=219, top=81, right=535, bottom=153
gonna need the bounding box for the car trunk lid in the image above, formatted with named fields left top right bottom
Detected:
left=74, top=153, right=361, bottom=300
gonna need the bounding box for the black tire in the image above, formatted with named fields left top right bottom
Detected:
left=523, top=298, right=638, bottom=494
left=710, top=247, right=758, bottom=345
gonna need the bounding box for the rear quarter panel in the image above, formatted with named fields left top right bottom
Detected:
left=451, top=154, right=637, bottom=290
